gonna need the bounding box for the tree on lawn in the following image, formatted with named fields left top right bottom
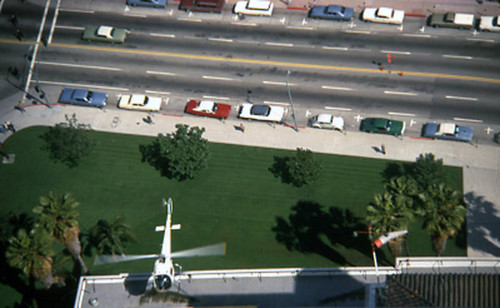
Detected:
left=88, top=215, right=137, bottom=256
left=419, top=183, right=466, bottom=256
left=269, top=148, right=322, bottom=187
left=408, top=153, right=446, bottom=191
left=139, top=124, right=209, bottom=181
left=40, top=113, right=95, bottom=168
left=6, top=228, right=59, bottom=289
left=33, top=192, right=88, bottom=274
left=366, top=176, right=417, bottom=257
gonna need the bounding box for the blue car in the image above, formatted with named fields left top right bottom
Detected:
left=422, top=122, right=473, bottom=142
left=58, top=88, right=107, bottom=108
left=126, top=0, right=167, bottom=8
left=309, top=5, right=354, bottom=21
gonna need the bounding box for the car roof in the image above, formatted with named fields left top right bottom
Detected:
left=378, top=7, right=393, bottom=18
left=317, top=113, right=333, bottom=123
left=437, top=123, right=457, bottom=135
left=247, top=0, right=270, bottom=10
left=72, top=89, right=90, bottom=99
left=195, top=100, right=215, bottom=111
left=326, top=5, right=343, bottom=14
left=130, top=95, right=146, bottom=105
left=251, top=104, right=270, bottom=115
left=97, top=26, right=113, bottom=37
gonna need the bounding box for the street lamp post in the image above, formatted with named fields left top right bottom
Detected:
left=285, top=70, right=298, bottom=132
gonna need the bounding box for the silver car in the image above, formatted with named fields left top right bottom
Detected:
left=309, top=114, right=344, bottom=132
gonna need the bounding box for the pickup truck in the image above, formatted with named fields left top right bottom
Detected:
left=429, top=12, right=474, bottom=29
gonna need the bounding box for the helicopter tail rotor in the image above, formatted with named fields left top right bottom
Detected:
left=171, top=243, right=226, bottom=259
left=94, top=253, right=159, bottom=265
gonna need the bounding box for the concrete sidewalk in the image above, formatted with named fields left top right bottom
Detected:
left=0, top=88, right=499, bottom=257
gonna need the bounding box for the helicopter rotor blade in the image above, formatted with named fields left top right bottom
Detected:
left=171, top=243, right=226, bottom=259
left=94, top=254, right=159, bottom=266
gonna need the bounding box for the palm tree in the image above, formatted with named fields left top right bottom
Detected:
left=89, top=215, right=137, bottom=256
left=366, top=176, right=417, bottom=257
left=33, top=192, right=88, bottom=273
left=419, top=183, right=466, bottom=256
left=6, top=228, right=59, bottom=289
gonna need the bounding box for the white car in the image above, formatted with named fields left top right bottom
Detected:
left=362, top=7, right=405, bottom=25
left=238, top=103, right=286, bottom=122
left=118, top=94, right=162, bottom=112
left=234, top=0, right=274, bottom=16
left=479, top=15, right=500, bottom=32
left=309, top=114, right=344, bottom=132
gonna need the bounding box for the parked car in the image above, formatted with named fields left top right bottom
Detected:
left=82, top=26, right=127, bottom=43
left=361, top=7, right=404, bottom=25
left=234, top=0, right=273, bottom=16
left=422, top=122, right=473, bottom=142
left=126, top=0, right=167, bottom=8
left=360, top=118, right=405, bottom=136
left=479, top=15, right=500, bottom=32
left=118, top=94, right=162, bottom=112
left=185, top=100, right=231, bottom=119
left=180, top=0, right=224, bottom=13
left=429, top=12, right=474, bottom=29
left=309, top=114, right=344, bottom=131
left=308, top=5, right=354, bottom=21
left=238, top=103, right=285, bottom=122
left=58, top=88, right=107, bottom=108
left=494, top=132, right=500, bottom=144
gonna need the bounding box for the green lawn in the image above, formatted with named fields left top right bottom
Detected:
left=0, top=126, right=465, bottom=279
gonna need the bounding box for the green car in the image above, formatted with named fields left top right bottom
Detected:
left=360, top=118, right=406, bottom=136
left=82, top=26, right=127, bottom=43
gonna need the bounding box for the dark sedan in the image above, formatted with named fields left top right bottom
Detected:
left=309, top=5, right=354, bottom=21
left=58, top=88, right=107, bottom=108
left=360, top=118, right=405, bottom=136
left=127, top=0, right=167, bottom=8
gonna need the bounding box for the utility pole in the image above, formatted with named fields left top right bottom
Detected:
left=285, top=70, right=298, bottom=132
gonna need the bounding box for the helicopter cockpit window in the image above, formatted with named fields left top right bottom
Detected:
left=155, top=275, right=172, bottom=290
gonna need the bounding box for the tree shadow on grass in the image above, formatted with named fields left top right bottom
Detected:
left=269, top=155, right=293, bottom=185
left=271, top=201, right=373, bottom=266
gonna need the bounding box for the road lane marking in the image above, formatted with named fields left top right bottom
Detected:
left=380, top=50, right=411, bottom=55
left=146, top=90, right=171, bottom=95
left=322, top=46, right=349, bottom=51
left=203, top=96, right=230, bottom=100
left=38, top=80, right=128, bottom=91
left=442, top=55, right=472, bottom=60
left=265, top=42, right=293, bottom=47
left=208, top=38, right=234, bottom=43
left=231, top=22, right=257, bottom=27
left=59, top=8, right=94, bottom=13
left=388, top=112, right=415, bottom=117
left=147, top=70, right=176, bottom=76
left=453, top=117, right=483, bottom=123
left=264, top=101, right=289, bottom=106
left=177, top=18, right=202, bottom=22
left=466, top=38, right=495, bottom=43
left=150, top=33, right=176, bottom=38
left=55, top=25, right=85, bottom=30
left=325, top=106, right=352, bottom=111
left=402, top=34, right=431, bottom=38
left=344, top=30, right=370, bottom=34
left=263, top=81, right=296, bottom=86
left=124, top=14, right=147, bottom=18
left=445, top=95, right=478, bottom=101
left=37, top=61, right=122, bottom=71
left=384, top=91, right=418, bottom=96
left=321, top=86, right=353, bottom=91
left=286, top=26, right=314, bottom=30
left=11, top=40, right=499, bottom=85
left=203, top=76, right=234, bottom=81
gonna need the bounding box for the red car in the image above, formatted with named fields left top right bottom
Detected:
left=185, top=100, right=232, bottom=119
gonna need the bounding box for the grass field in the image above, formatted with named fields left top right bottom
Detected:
left=0, top=126, right=465, bottom=279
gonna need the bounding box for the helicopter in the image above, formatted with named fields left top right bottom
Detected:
left=95, top=197, right=226, bottom=292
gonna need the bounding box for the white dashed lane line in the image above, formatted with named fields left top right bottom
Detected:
left=263, top=81, right=296, bottom=86
left=177, top=18, right=202, bottom=22
left=325, top=106, right=352, bottom=111
left=380, top=50, right=411, bottom=55
left=453, top=117, right=483, bottom=123
left=401, top=34, right=432, bottom=38
left=265, top=42, right=294, bottom=47
left=55, top=25, right=85, bottom=30
left=208, top=38, right=234, bottom=43
left=147, top=70, right=177, bottom=76
left=383, top=91, right=418, bottom=96
left=59, top=8, right=94, bottom=13
left=263, top=101, right=289, bottom=106
left=231, top=22, right=257, bottom=27
left=203, top=76, right=235, bottom=81
left=37, top=61, right=122, bottom=71
left=442, top=55, right=472, bottom=60
left=286, top=26, right=314, bottom=31
left=445, top=95, right=478, bottom=101
left=321, top=86, right=354, bottom=91
left=322, top=46, right=349, bottom=51
left=150, top=33, right=176, bottom=38
left=388, top=112, right=415, bottom=117
left=38, top=80, right=128, bottom=91
left=203, top=96, right=230, bottom=100
left=146, top=90, right=171, bottom=95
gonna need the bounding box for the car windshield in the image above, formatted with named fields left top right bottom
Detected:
left=85, top=92, right=93, bottom=102
left=385, top=121, right=392, bottom=130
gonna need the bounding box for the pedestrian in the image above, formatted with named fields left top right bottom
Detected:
left=239, top=123, right=245, bottom=133
left=6, top=122, right=16, bottom=133
left=381, top=144, right=386, bottom=155
left=14, top=29, right=24, bottom=41
left=10, top=14, right=18, bottom=27
left=15, top=102, right=26, bottom=113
